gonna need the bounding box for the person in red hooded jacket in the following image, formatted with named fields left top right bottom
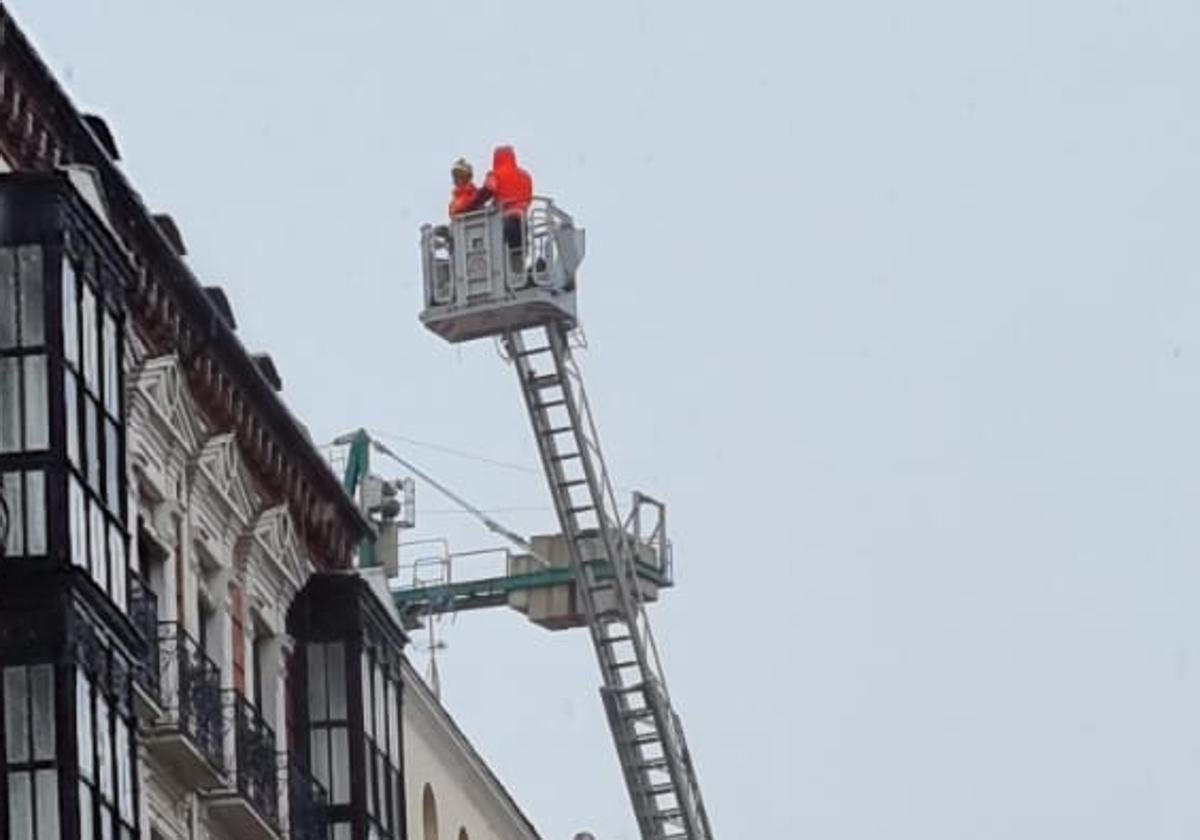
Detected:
left=469, top=145, right=534, bottom=265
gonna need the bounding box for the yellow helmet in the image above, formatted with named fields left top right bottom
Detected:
left=451, top=157, right=473, bottom=179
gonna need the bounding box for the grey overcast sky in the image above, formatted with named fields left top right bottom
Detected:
left=12, top=1, right=1200, bottom=837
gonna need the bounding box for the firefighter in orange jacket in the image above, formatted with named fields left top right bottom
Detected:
left=447, top=158, right=478, bottom=217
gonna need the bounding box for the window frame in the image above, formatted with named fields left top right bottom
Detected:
left=1, top=663, right=61, bottom=840
left=57, top=248, right=130, bottom=612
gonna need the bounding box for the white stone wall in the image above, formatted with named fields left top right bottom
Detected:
left=401, top=661, right=543, bottom=840
left=126, top=346, right=311, bottom=840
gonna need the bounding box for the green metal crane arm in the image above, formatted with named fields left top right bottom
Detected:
left=391, top=558, right=673, bottom=626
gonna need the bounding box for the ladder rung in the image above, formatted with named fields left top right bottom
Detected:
left=644, top=782, right=676, bottom=796
left=536, top=398, right=567, bottom=410
left=655, top=809, right=683, bottom=822
left=527, top=374, right=561, bottom=389
left=610, top=659, right=639, bottom=669
left=629, top=732, right=662, bottom=747
left=612, top=684, right=649, bottom=699
left=601, top=634, right=632, bottom=646
left=556, top=478, right=587, bottom=490
left=551, top=452, right=581, bottom=462
left=566, top=505, right=595, bottom=515
left=540, top=426, right=574, bottom=436
left=515, top=346, right=552, bottom=358
left=637, top=758, right=669, bottom=772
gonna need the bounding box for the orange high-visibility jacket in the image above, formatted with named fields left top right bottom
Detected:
left=483, top=146, right=533, bottom=216
left=448, top=183, right=478, bottom=216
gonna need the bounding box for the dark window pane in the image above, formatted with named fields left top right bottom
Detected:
left=90, top=503, right=107, bottom=594
left=96, top=697, right=111, bottom=801
left=79, top=783, right=93, bottom=840
left=82, top=284, right=97, bottom=394
left=310, top=730, right=329, bottom=790
left=35, top=767, right=59, bottom=840
left=387, top=680, right=398, bottom=760
left=26, top=471, right=45, bottom=556
left=70, top=478, right=87, bottom=570
left=24, top=354, right=48, bottom=450
left=365, top=743, right=374, bottom=815
left=103, top=311, right=118, bottom=415
left=327, top=643, right=346, bottom=720
left=0, top=356, right=18, bottom=452
left=77, top=675, right=94, bottom=779
left=361, top=654, right=373, bottom=740
left=63, top=259, right=78, bottom=367
left=18, top=246, right=43, bottom=347
left=0, top=248, right=15, bottom=349
left=376, top=752, right=386, bottom=819
left=116, top=718, right=133, bottom=822
left=374, top=663, right=384, bottom=745
left=2, top=472, right=22, bottom=556
left=8, top=771, right=31, bottom=839
left=108, top=525, right=126, bottom=612
left=307, top=644, right=327, bottom=723
left=331, top=726, right=349, bottom=803
left=105, top=420, right=119, bottom=507
left=30, top=664, right=54, bottom=760
left=86, top=398, right=99, bottom=491
left=4, top=667, right=28, bottom=762
left=66, top=374, right=79, bottom=467
left=394, top=773, right=404, bottom=839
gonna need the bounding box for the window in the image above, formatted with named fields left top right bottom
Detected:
left=198, top=595, right=216, bottom=661
left=0, top=246, right=49, bottom=454
left=362, top=647, right=403, bottom=838
left=1, top=469, right=46, bottom=558
left=0, top=247, right=44, bottom=349
left=252, top=632, right=270, bottom=717
left=59, top=256, right=128, bottom=611
left=61, top=258, right=77, bottom=366
left=77, top=667, right=136, bottom=840
left=307, top=642, right=350, bottom=809
left=421, top=785, right=438, bottom=840
left=3, top=664, right=59, bottom=840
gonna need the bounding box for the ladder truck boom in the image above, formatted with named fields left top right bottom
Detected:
left=419, top=196, right=713, bottom=840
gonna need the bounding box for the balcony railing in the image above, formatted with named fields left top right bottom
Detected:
left=227, top=692, right=281, bottom=833
left=127, top=570, right=160, bottom=699
left=287, top=754, right=329, bottom=840
left=158, top=622, right=225, bottom=773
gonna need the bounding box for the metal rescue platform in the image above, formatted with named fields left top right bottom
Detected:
left=416, top=198, right=714, bottom=840
left=420, top=198, right=585, bottom=342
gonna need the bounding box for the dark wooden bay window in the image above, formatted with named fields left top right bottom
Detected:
left=289, top=574, right=408, bottom=840
left=0, top=171, right=141, bottom=840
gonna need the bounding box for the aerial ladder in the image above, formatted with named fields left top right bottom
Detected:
left=399, top=196, right=714, bottom=840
